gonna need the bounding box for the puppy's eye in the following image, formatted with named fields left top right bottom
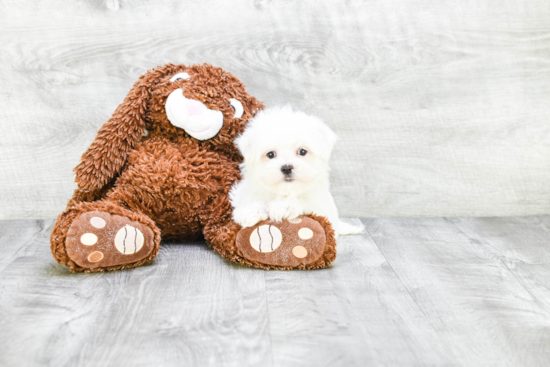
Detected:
left=229, top=98, right=244, bottom=118
left=266, top=151, right=276, bottom=159
left=298, top=149, right=308, bottom=156
left=170, top=73, right=190, bottom=82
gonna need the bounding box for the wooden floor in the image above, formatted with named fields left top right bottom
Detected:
left=1, top=217, right=550, bottom=366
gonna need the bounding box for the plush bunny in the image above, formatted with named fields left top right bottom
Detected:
left=50, top=63, right=336, bottom=272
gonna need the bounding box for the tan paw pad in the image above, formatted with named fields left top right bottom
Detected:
left=80, top=233, right=98, bottom=246
left=236, top=216, right=326, bottom=267
left=66, top=211, right=155, bottom=269
left=90, top=216, right=106, bottom=228
left=292, top=246, right=308, bottom=258
left=114, top=225, right=144, bottom=254
left=88, top=251, right=104, bottom=262
left=249, top=225, right=282, bottom=253
left=298, top=227, right=313, bottom=240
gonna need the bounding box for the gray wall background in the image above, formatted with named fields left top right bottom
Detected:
left=1, top=0, right=549, bottom=219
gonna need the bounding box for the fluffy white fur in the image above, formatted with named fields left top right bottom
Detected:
left=230, top=106, right=364, bottom=236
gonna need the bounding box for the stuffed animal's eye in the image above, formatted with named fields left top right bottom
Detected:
left=266, top=151, right=276, bottom=159
left=298, top=149, right=307, bottom=156
left=170, top=73, right=190, bottom=82
left=229, top=98, right=244, bottom=118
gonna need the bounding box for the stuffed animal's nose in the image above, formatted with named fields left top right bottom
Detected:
left=186, top=99, right=207, bottom=116
left=281, top=165, right=294, bottom=175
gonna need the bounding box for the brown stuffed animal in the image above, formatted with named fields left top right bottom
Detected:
left=50, top=63, right=336, bottom=272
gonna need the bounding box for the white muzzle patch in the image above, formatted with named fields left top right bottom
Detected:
left=165, top=88, right=224, bottom=140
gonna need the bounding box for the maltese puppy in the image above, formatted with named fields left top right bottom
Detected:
left=230, top=106, right=364, bottom=236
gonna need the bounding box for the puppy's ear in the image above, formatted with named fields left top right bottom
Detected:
left=74, top=66, right=169, bottom=191
left=235, top=129, right=255, bottom=162
left=311, top=119, right=338, bottom=161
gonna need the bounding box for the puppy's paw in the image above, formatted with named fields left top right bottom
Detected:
left=233, top=203, right=269, bottom=228
left=268, top=201, right=303, bottom=222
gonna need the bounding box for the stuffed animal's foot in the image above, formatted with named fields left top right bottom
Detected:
left=65, top=211, right=157, bottom=270
left=236, top=215, right=334, bottom=269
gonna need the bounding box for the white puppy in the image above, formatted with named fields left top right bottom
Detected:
left=230, top=106, right=364, bottom=236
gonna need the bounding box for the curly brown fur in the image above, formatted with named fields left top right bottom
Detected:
left=51, top=63, right=264, bottom=272
left=51, top=62, right=335, bottom=272
left=73, top=63, right=262, bottom=193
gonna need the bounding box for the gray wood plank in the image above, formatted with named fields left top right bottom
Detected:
left=450, top=217, right=550, bottom=324
left=264, top=219, right=454, bottom=367
left=0, top=219, right=46, bottom=274
left=1, top=1, right=550, bottom=219
left=2, top=217, right=550, bottom=366
left=0, top=220, right=272, bottom=367
left=363, top=217, right=550, bottom=367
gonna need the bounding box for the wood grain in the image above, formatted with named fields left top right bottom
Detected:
left=264, top=219, right=453, bottom=366
left=2, top=217, right=550, bottom=366
left=1, top=0, right=550, bottom=218
left=0, top=220, right=271, bottom=367
left=363, top=216, right=550, bottom=366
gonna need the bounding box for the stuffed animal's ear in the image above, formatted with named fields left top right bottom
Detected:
left=244, top=95, right=264, bottom=118
left=74, top=71, right=159, bottom=191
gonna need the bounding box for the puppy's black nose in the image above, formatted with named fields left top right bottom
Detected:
left=281, top=164, right=293, bottom=175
